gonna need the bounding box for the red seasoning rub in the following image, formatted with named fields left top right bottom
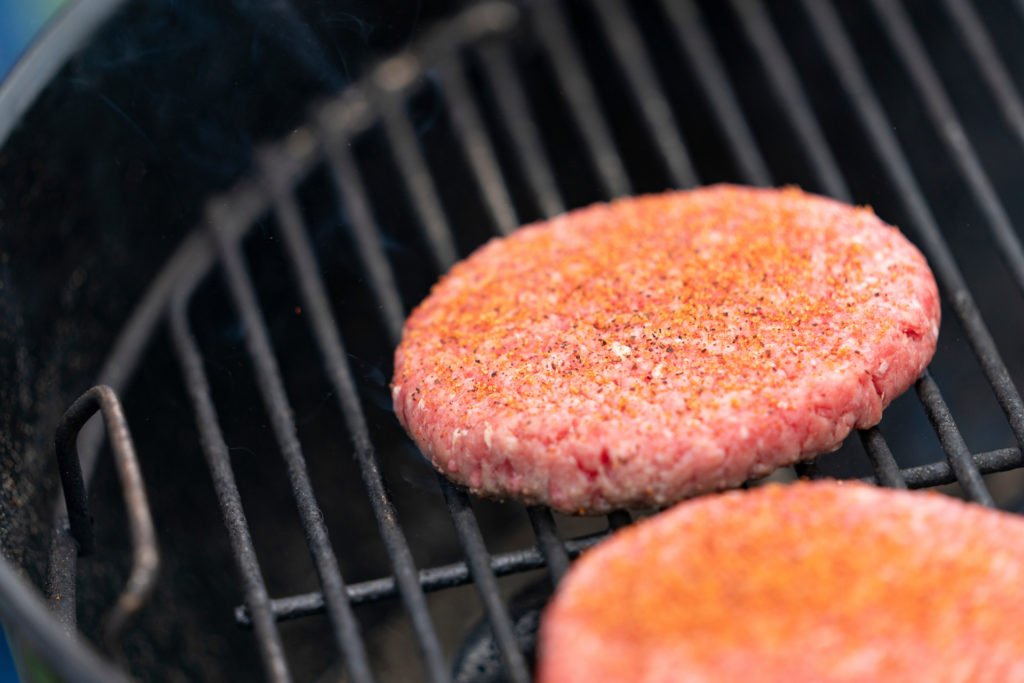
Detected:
left=537, top=481, right=1024, bottom=683
left=392, top=186, right=940, bottom=513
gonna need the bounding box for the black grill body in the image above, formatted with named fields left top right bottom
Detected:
left=4, top=0, right=1024, bottom=681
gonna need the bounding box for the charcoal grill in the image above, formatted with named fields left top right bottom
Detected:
left=5, top=0, right=1024, bottom=680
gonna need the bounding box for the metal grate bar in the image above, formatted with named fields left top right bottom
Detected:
left=590, top=0, right=698, bottom=188
left=870, top=0, right=1024, bottom=302
left=205, top=203, right=375, bottom=683
left=168, top=296, right=292, bottom=683
left=319, top=126, right=407, bottom=346
left=659, top=0, right=771, bottom=187
left=476, top=42, right=566, bottom=219
left=437, top=55, right=519, bottom=235
left=859, top=427, right=907, bottom=489
left=915, top=373, right=995, bottom=506
left=875, top=447, right=1022, bottom=489
left=941, top=0, right=1024, bottom=149
left=799, top=0, right=1024, bottom=456
left=237, top=529, right=609, bottom=626
left=380, top=93, right=460, bottom=273
left=260, top=149, right=450, bottom=683
left=440, top=480, right=531, bottom=683
left=729, top=0, right=851, bottom=201
left=531, top=0, right=631, bottom=198
left=318, top=142, right=406, bottom=348
left=528, top=512, right=572, bottom=588
left=526, top=506, right=569, bottom=585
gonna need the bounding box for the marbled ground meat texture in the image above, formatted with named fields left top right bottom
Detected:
left=392, top=185, right=940, bottom=513
left=538, top=481, right=1024, bottom=683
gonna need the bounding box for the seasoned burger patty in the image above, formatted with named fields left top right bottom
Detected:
left=538, top=481, right=1024, bottom=683
left=392, top=186, right=940, bottom=513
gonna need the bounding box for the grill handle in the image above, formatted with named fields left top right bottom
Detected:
left=54, top=385, right=160, bottom=652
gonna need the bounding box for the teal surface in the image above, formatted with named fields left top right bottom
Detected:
left=0, top=0, right=71, bottom=80
left=0, top=625, right=17, bottom=682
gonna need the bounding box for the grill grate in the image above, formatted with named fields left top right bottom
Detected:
left=44, top=0, right=1024, bottom=681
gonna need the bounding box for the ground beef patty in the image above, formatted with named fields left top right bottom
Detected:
left=392, top=185, right=939, bottom=513
left=537, top=481, right=1024, bottom=683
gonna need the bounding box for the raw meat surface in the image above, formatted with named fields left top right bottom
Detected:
left=392, top=186, right=940, bottom=512
left=538, top=481, right=1024, bottom=683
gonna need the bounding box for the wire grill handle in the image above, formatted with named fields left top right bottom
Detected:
left=54, top=385, right=160, bottom=652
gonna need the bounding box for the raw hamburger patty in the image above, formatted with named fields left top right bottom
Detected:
left=537, top=481, right=1024, bottom=683
left=392, top=185, right=939, bottom=512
